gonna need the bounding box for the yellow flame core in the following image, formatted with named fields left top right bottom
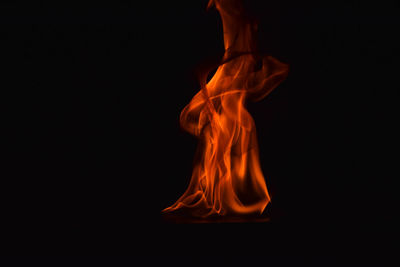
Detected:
left=163, top=0, right=288, bottom=217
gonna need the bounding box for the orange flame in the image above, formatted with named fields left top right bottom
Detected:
left=163, top=0, right=288, bottom=218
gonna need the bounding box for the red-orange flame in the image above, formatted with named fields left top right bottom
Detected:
left=163, top=0, right=288, bottom=218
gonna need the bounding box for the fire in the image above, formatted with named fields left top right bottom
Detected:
left=163, top=0, right=288, bottom=218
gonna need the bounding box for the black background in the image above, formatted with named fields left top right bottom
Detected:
left=1, top=0, right=398, bottom=265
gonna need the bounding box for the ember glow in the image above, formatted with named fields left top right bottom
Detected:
left=163, top=0, right=288, bottom=218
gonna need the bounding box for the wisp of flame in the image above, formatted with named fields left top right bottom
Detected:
left=163, top=0, right=289, bottom=218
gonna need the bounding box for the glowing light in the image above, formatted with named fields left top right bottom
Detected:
left=163, top=0, right=288, bottom=218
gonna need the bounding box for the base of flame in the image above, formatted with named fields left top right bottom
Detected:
left=161, top=211, right=271, bottom=224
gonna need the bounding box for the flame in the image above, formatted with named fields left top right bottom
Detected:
left=163, top=0, right=288, bottom=218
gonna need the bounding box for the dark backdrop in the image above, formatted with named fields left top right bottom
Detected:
left=2, top=0, right=398, bottom=265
